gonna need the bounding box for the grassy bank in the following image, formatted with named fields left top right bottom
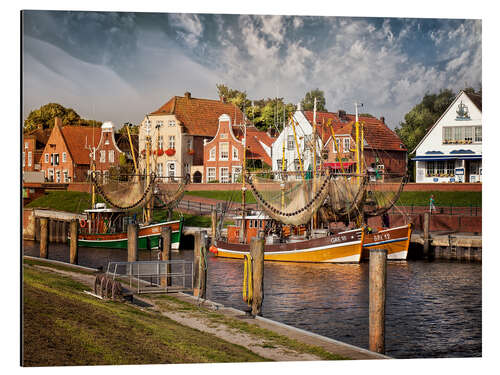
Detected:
left=186, top=190, right=481, bottom=207
left=23, top=262, right=267, bottom=366
left=25, top=191, right=212, bottom=227
left=23, top=259, right=349, bottom=366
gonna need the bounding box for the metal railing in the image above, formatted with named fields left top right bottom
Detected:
left=389, top=205, right=482, bottom=216
left=106, top=260, right=193, bottom=294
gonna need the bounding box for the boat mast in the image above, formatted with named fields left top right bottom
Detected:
left=355, top=102, right=361, bottom=186
left=144, top=117, right=152, bottom=224
left=311, top=98, right=318, bottom=230
left=239, top=116, right=247, bottom=243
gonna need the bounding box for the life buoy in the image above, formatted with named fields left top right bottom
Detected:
left=209, top=245, right=218, bottom=254
left=79, top=219, right=87, bottom=228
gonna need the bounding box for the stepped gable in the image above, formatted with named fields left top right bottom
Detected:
left=150, top=93, right=247, bottom=137
left=61, top=126, right=102, bottom=164
left=344, top=114, right=405, bottom=151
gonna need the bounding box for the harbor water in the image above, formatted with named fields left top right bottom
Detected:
left=23, top=240, right=481, bottom=359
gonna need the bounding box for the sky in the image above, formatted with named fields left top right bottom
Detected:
left=22, top=10, right=482, bottom=130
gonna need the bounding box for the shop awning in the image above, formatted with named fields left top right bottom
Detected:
left=323, top=162, right=355, bottom=169
left=412, top=155, right=482, bottom=161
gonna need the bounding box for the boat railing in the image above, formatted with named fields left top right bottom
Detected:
left=105, top=260, right=193, bottom=294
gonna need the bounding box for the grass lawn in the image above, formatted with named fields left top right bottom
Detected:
left=396, top=191, right=482, bottom=207
left=185, top=190, right=257, bottom=204
left=22, top=264, right=267, bottom=366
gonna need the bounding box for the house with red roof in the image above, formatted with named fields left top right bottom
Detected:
left=138, top=92, right=247, bottom=183
left=203, top=114, right=274, bottom=183
left=271, top=106, right=407, bottom=177
left=39, top=117, right=123, bottom=183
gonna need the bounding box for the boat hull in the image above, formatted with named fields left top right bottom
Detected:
left=214, top=231, right=364, bottom=263
left=75, top=220, right=182, bottom=250
left=361, top=224, right=412, bottom=260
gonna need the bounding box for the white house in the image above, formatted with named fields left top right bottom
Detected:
left=412, top=90, right=482, bottom=183
left=271, top=106, right=322, bottom=175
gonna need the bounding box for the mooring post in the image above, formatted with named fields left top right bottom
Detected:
left=127, top=223, right=139, bottom=262
left=211, top=209, right=217, bottom=245
left=369, top=248, right=387, bottom=354
left=193, top=230, right=207, bottom=298
left=40, top=217, right=48, bottom=259
left=423, top=212, right=430, bottom=258
left=161, top=226, right=172, bottom=287
left=250, top=236, right=265, bottom=317
left=69, top=220, right=78, bottom=264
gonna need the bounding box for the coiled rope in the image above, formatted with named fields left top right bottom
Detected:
left=242, top=254, right=253, bottom=306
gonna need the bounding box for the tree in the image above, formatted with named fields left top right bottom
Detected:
left=301, top=89, right=327, bottom=112
left=395, top=89, right=456, bottom=153
left=216, top=84, right=251, bottom=111
left=23, top=103, right=102, bottom=133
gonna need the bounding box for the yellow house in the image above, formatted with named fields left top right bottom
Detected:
left=139, top=92, right=246, bottom=183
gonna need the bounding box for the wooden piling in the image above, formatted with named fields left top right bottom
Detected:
left=69, top=220, right=78, bottom=264
left=211, top=209, right=217, bottom=245
left=40, top=218, right=48, bottom=258
left=127, top=223, right=138, bottom=262
left=193, top=231, right=207, bottom=298
left=161, top=226, right=172, bottom=287
left=423, top=212, right=430, bottom=258
left=250, top=236, right=265, bottom=317
left=369, top=249, right=387, bottom=354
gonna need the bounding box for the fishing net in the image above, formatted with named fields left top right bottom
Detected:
left=364, top=172, right=407, bottom=216
left=91, top=172, right=156, bottom=210
left=153, top=175, right=188, bottom=209
left=246, top=172, right=330, bottom=225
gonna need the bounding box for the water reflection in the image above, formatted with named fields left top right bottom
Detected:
left=23, top=240, right=481, bottom=359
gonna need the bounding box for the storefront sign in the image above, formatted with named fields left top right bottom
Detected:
left=455, top=168, right=464, bottom=175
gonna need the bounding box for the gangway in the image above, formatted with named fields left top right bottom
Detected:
left=105, top=260, right=193, bottom=294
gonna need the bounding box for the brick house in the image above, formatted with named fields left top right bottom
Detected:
left=39, top=118, right=123, bottom=183
left=203, top=114, right=275, bottom=183
left=138, top=92, right=247, bottom=183
left=23, top=127, right=51, bottom=173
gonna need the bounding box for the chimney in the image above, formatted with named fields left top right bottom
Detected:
left=184, top=92, right=191, bottom=99
left=380, top=116, right=385, bottom=124
left=338, top=110, right=347, bottom=121
left=54, top=117, right=63, bottom=128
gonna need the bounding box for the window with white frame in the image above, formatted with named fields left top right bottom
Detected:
left=109, top=150, right=114, bottom=163
left=446, top=161, right=455, bottom=175
left=207, top=167, right=216, bottom=182
left=55, top=170, right=61, bottom=183
left=61, top=152, right=66, bottom=163
left=232, top=166, right=242, bottom=182
left=220, top=142, right=229, bottom=160
left=157, top=163, right=163, bottom=177
left=45, top=153, right=49, bottom=163
left=426, top=161, right=435, bottom=177
left=168, top=120, right=176, bottom=127
left=220, top=133, right=228, bottom=139
left=464, top=127, right=473, bottom=142
left=25, top=142, right=28, bottom=149
left=28, top=151, right=32, bottom=167
left=232, top=146, right=239, bottom=160
left=343, top=138, right=350, bottom=153
left=209, top=147, right=216, bottom=161
left=100, top=150, right=106, bottom=162
left=156, top=120, right=163, bottom=127
left=63, top=170, right=69, bottom=183
left=158, top=135, right=164, bottom=149
left=276, top=159, right=287, bottom=171
left=475, top=127, right=482, bottom=142
left=287, top=135, right=294, bottom=150
left=168, top=135, right=176, bottom=149
left=187, top=138, right=193, bottom=150
left=47, top=169, right=54, bottom=182
left=184, top=163, right=190, bottom=175
left=220, top=167, right=229, bottom=183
